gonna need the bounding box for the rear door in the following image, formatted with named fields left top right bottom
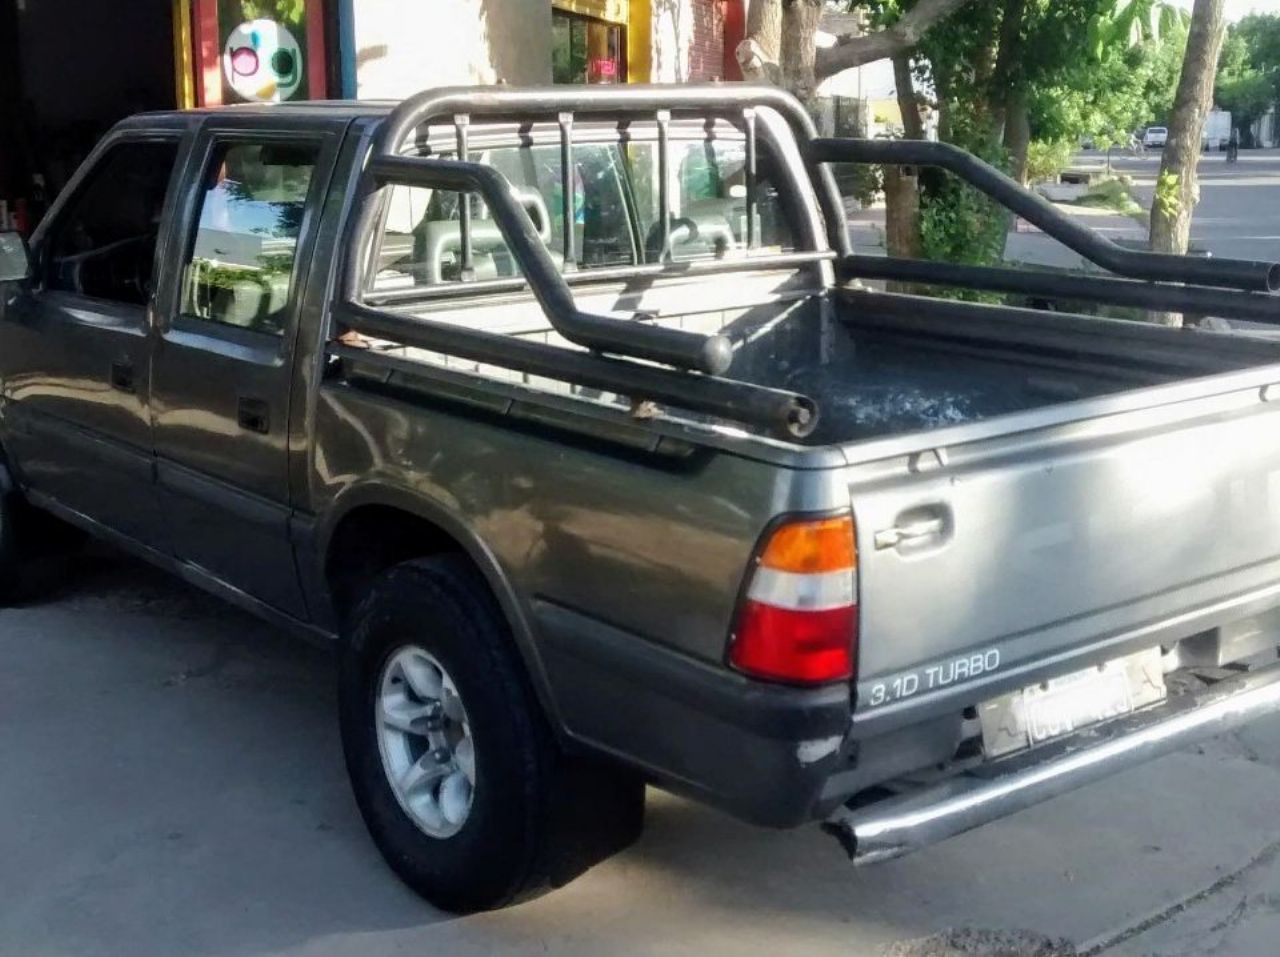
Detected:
left=150, top=116, right=340, bottom=617
left=0, top=130, right=185, bottom=545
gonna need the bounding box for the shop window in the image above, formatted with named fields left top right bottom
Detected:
left=44, top=141, right=180, bottom=305
left=181, top=141, right=318, bottom=335
left=552, top=11, right=626, bottom=85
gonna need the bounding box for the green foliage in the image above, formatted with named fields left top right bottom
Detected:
left=1024, top=139, right=1075, bottom=183
left=919, top=119, right=1009, bottom=278
left=844, top=1, right=1182, bottom=272
left=1089, top=0, right=1186, bottom=55
left=1214, top=15, right=1280, bottom=144
left=1153, top=169, right=1181, bottom=220
left=241, top=0, right=308, bottom=23
left=1031, top=11, right=1186, bottom=146
left=1075, top=177, right=1144, bottom=219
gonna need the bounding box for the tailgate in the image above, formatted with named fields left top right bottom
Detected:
left=849, top=383, right=1280, bottom=721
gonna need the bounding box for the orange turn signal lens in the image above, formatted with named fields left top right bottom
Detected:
left=759, top=515, right=856, bottom=574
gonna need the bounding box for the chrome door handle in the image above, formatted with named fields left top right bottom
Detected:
left=874, top=515, right=947, bottom=550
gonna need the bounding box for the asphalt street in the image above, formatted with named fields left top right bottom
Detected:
left=3, top=552, right=1280, bottom=957
left=1084, top=146, right=1280, bottom=263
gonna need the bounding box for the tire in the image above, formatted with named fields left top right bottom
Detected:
left=0, top=488, right=85, bottom=606
left=0, top=489, right=24, bottom=605
left=339, top=556, right=644, bottom=913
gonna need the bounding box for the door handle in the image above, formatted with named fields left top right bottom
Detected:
left=237, top=396, right=270, bottom=434
left=874, top=511, right=949, bottom=550
left=109, top=361, right=135, bottom=394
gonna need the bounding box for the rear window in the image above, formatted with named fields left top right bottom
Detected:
left=368, top=130, right=797, bottom=294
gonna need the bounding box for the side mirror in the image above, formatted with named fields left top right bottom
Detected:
left=0, top=232, right=31, bottom=283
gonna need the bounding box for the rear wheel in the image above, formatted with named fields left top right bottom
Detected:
left=339, top=556, right=644, bottom=913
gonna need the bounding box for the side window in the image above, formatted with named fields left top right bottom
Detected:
left=182, top=140, right=318, bottom=336
left=370, top=142, right=637, bottom=294
left=44, top=141, right=179, bottom=305
left=638, top=140, right=797, bottom=261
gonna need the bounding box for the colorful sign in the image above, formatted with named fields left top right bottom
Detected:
left=186, top=0, right=328, bottom=107
left=589, top=57, right=617, bottom=79
left=223, top=18, right=303, bottom=102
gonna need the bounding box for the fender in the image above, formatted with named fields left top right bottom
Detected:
left=301, top=479, right=566, bottom=733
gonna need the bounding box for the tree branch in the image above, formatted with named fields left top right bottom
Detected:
left=815, top=0, right=978, bottom=81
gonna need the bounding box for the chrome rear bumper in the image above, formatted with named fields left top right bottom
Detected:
left=825, top=666, right=1280, bottom=864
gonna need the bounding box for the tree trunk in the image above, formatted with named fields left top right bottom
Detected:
left=781, top=0, right=824, bottom=103
left=736, top=0, right=782, bottom=83
left=893, top=54, right=924, bottom=140
left=884, top=166, right=923, bottom=293
left=814, top=0, right=978, bottom=81
left=990, top=0, right=1027, bottom=137
left=1150, top=0, right=1226, bottom=325
left=1004, top=91, right=1031, bottom=184
left=886, top=52, right=924, bottom=288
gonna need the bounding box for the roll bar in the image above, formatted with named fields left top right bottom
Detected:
left=362, top=156, right=735, bottom=374
left=837, top=255, right=1280, bottom=324
left=808, top=137, right=1280, bottom=293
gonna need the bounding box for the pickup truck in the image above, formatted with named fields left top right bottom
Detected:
left=3, top=85, right=1280, bottom=914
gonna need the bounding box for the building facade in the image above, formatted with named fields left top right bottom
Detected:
left=0, top=0, right=744, bottom=226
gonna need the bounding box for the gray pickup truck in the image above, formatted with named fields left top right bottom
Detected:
left=3, top=85, right=1280, bottom=913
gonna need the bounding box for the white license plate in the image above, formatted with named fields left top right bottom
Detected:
left=1023, top=666, right=1133, bottom=745
left=979, top=648, right=1167, bottom=757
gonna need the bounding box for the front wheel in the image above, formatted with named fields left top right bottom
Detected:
left=0, top=488, right=86, bottom=605
left=338, top=556, right=644, bottom=913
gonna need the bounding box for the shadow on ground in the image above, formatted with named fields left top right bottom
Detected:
left=2, top=551, right=1279, bottom=957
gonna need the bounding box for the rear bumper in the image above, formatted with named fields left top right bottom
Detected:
left=826, top=664, right=1280, bottom=864
left=533, top=600, right=852, bottom=827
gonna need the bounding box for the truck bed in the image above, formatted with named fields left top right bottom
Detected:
left=371, top=271, right=1280, bottom=450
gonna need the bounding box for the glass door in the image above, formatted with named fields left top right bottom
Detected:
left=552, top=11, right=626, bottom=85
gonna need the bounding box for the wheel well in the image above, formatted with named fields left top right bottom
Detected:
left=324, top=505, right=467, bottom=622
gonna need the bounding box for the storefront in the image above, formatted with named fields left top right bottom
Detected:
left=0, top=0, right=338, bottom=231
left=1, top=0, right=742, bottom=232
left=552, top=1, right=630, bottom=85
left=2, top=0, right=181, bottom=227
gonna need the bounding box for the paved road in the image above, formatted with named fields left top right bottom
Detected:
left=1080, top=147, right=1280, bottom=263
left=3, top=552, right=1280, bottom=957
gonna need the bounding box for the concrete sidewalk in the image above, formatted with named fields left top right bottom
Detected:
left=846, top=196, right=1149, bottom=271
left=1003, top=202, right=1148, bottom=271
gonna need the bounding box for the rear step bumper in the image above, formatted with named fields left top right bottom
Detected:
left=825, top=665, right=1280, bottom=864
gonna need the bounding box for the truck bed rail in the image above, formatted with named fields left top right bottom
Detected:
left=808, top=137, right=1280, bottom=293
left=331, top=84, right=1280, bottom=444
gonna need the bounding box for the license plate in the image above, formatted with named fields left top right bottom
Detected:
left=1023, top=667, right=1132, bottom=745
left=980, top=647, right=1166, bottom=758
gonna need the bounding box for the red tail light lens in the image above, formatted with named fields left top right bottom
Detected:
left=729, top=514, right=859, bottom=685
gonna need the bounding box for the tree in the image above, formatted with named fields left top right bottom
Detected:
left=1215, top=15, right=1280, bottom=146
left=1149, top=0, right=1226, bottom=313
left=736, top=0, right=978, bottom=100
left=1031, top=11, right=1187, bottom=150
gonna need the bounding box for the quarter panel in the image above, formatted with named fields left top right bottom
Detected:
left=310, top=383, right=845, bottom=666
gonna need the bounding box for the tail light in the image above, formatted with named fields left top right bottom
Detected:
left=729, top=513, right=858, bottom=685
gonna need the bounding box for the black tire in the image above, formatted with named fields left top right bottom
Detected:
left=0, top=488, right=86, bottom=605
left=339, top=555, right=644, bottom=913
left=0, top=489, right=24, bottom=605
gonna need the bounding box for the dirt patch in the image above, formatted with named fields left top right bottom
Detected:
left=882, top=928, right=1077, bottom=957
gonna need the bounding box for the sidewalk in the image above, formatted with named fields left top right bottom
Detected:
left=845, top=197, right=1149, bottom=271
left=1004, top=202, right=1148, bottom=271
